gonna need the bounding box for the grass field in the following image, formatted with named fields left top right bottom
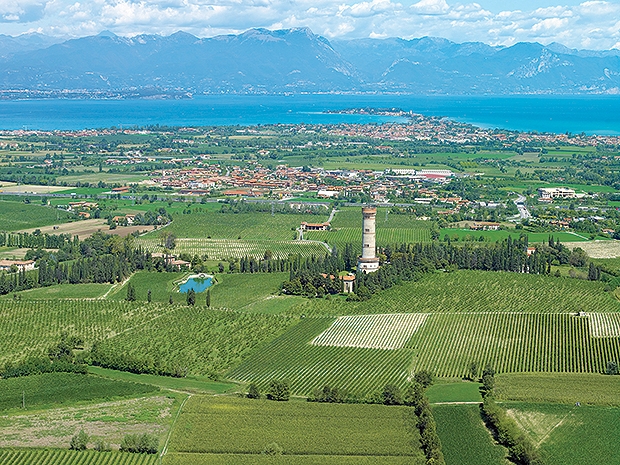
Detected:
left=0, top=283, right=114, bottom=300
left=495, top=373, right=620, bottom=406
left=433, top=404, right=507, bottom=465
left=503, top=402, right=620, bottom=465
left=164, top=454, right=416, bottom=465
left=136, top=237, right=329, bottom=259
left=426, top=382, right=482, bottom=403
left=88, top=367, right=236, bottom=394
left=167, top=396, right=425, bottom=462
left=106, top=271, right=186, bottom=303
left=0, top=373, right=158, bottom=412
left=295, top=270, right=620, bottom=316
left=0, top=450, right=158, bottom=465
left=0, top=200, right=74, bottom=231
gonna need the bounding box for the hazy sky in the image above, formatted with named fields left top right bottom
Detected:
left=1, top=0, right=619, bottom=50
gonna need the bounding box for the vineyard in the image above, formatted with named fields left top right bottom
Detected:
left=0, top=450, right=158, bottom=465
left=227, top=318, right=416, bottom=396
left=295, top=270, right=620, bottom=316
left=145, top=211, right=327, bottom=240
left=0, top=199, right=74, bottom=232
left=135, top=237, right=328, bottom=259
left=588, top=312, right=620, bottom=337
left=229, top=312, right=620, bottom=394
left=311, top=313, right=428, bottom=350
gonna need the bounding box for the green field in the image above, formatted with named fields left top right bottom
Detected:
left=426, top=382, right=482, bottom=403
left=91, top=307, right=297, bottom=377
left=167, top=396, right=425, bottom=462
left=0, top=300, right=171, bottom=366
left=0, top=200, right=74, bottom=231
left=147, top=211, right=327, bottom=240
left=0, top=283, right=114, bottom=300
left=164, top=454, right=416, bottom=465
left=227, top=317, right=415, bottom=396
left=495, top=373, right=620, bottom=406
left=296, top=270, right=620, bottom=316
left=0, top=449, right=158, bottom=465
left=0, top=373, right=158, bottom=412
left=433, top=404, right=507, bottom=465
left=106, top=271, right=185, bottom=303
left=504, top=402, right=620, bottom=465
left=136, top=237, right=329, bottom=259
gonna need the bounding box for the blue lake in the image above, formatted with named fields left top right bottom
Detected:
left=179, top=276, right=212, bottom=293
left=1, top=94, right=620, bottom=135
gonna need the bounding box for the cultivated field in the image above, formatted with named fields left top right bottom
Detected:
left=0, top=450, right=158, bottom=465
left=433, top=404, right=506, bottom=465
left=230, top=311, right=620, bottom=394
left=148, top=211, right=326, bottom=240
left=564, top=240, right=620, bottom=258
left=296, top=270, right=620, bottom=316
left=166, top=396, right=425, bottom=462
left=0, top=200, right=74, bottom=231
left=588, top=312, right=620, bottom=337
left=136, top=237, right=328, bottom=259
left=311, top=313, right=428, bottom=349
left=19, top=218, right=156, bottom=239
left=227, top=318, right=415, bottom=396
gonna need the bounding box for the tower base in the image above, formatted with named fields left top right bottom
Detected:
left=357, top=257, right=380, bottom=273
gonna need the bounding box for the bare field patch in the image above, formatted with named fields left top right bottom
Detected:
left=19, top=219, right=156, bottom=239
left=565, top=240, right=620, bottom=259
left=506, top=408, right=572, bottom=446
left=0, top=395, right=174, bottom=449
left=0, top=184, right=69, bottom=194
left=589, top=313, right=620, bottom=337
left=311, top=313, right=428, bottom=350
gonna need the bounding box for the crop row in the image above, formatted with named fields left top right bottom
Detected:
left=136, top=237, right=328, bottom=259
left=410, top=313, right=620, bottom=377
left=305, top=227, right=432, bottom=252
left=146, top=211, right=326, bottom=241
left=311, top=313, right=428, bottom=350
left=299, top=270, right=620, bottom=316
left=227, top=318, right=415, bottom=396
left=589, top=312, right=620, bottom=337
left=0, top=449, right=157, bottom=465
left=229, top=312, right=620, bottom=395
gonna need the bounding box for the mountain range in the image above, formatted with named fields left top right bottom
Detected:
left=1, top=28, right=620, bottom=96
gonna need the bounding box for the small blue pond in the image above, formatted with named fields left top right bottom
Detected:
left=179, top=276, right=213, bottom=293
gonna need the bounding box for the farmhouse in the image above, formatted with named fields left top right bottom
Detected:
left=0, top=259, right=36, bottom=272
left=301, top=221, right=330, bottom=231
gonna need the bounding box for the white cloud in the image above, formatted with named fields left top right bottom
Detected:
left=1, top=0, right=620, bottom=51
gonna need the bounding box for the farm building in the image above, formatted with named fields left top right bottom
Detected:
left=538, top=187, right=581, bottom=200
left=301, top=222, right=330, bottom=231
left=0, top=259, right=36, bottom=272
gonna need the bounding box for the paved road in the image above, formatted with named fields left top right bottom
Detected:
left=514, top=194, right=531, bottom=220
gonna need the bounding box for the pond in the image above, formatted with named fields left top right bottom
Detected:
left=179, top=275, right=213, bottom=293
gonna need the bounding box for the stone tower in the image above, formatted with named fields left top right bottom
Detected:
left=357, top=206, right=380, bottom=273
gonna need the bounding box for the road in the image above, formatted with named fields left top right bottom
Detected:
left=514, top=194, right=531, bottom=220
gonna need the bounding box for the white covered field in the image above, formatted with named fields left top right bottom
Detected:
left=589, top=313, right=620, bottom=337
left=311, top=313, right=429, bottom=350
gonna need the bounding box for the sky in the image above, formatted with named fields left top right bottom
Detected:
left=1, top=0, right=620, bottom=50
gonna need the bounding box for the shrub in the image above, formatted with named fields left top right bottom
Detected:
left=382, top=384, right=403, bottom=405
left=267, top=379, right=290, bottom=401
left=120, top=433, right=158, bottom=454
left=69, top=429, right=89, bottom=451
left=93, top=438, right=111, bottom=452
left=247, top=382, right=261, bottom=399
left=606, top=361, right=619, bottom=375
